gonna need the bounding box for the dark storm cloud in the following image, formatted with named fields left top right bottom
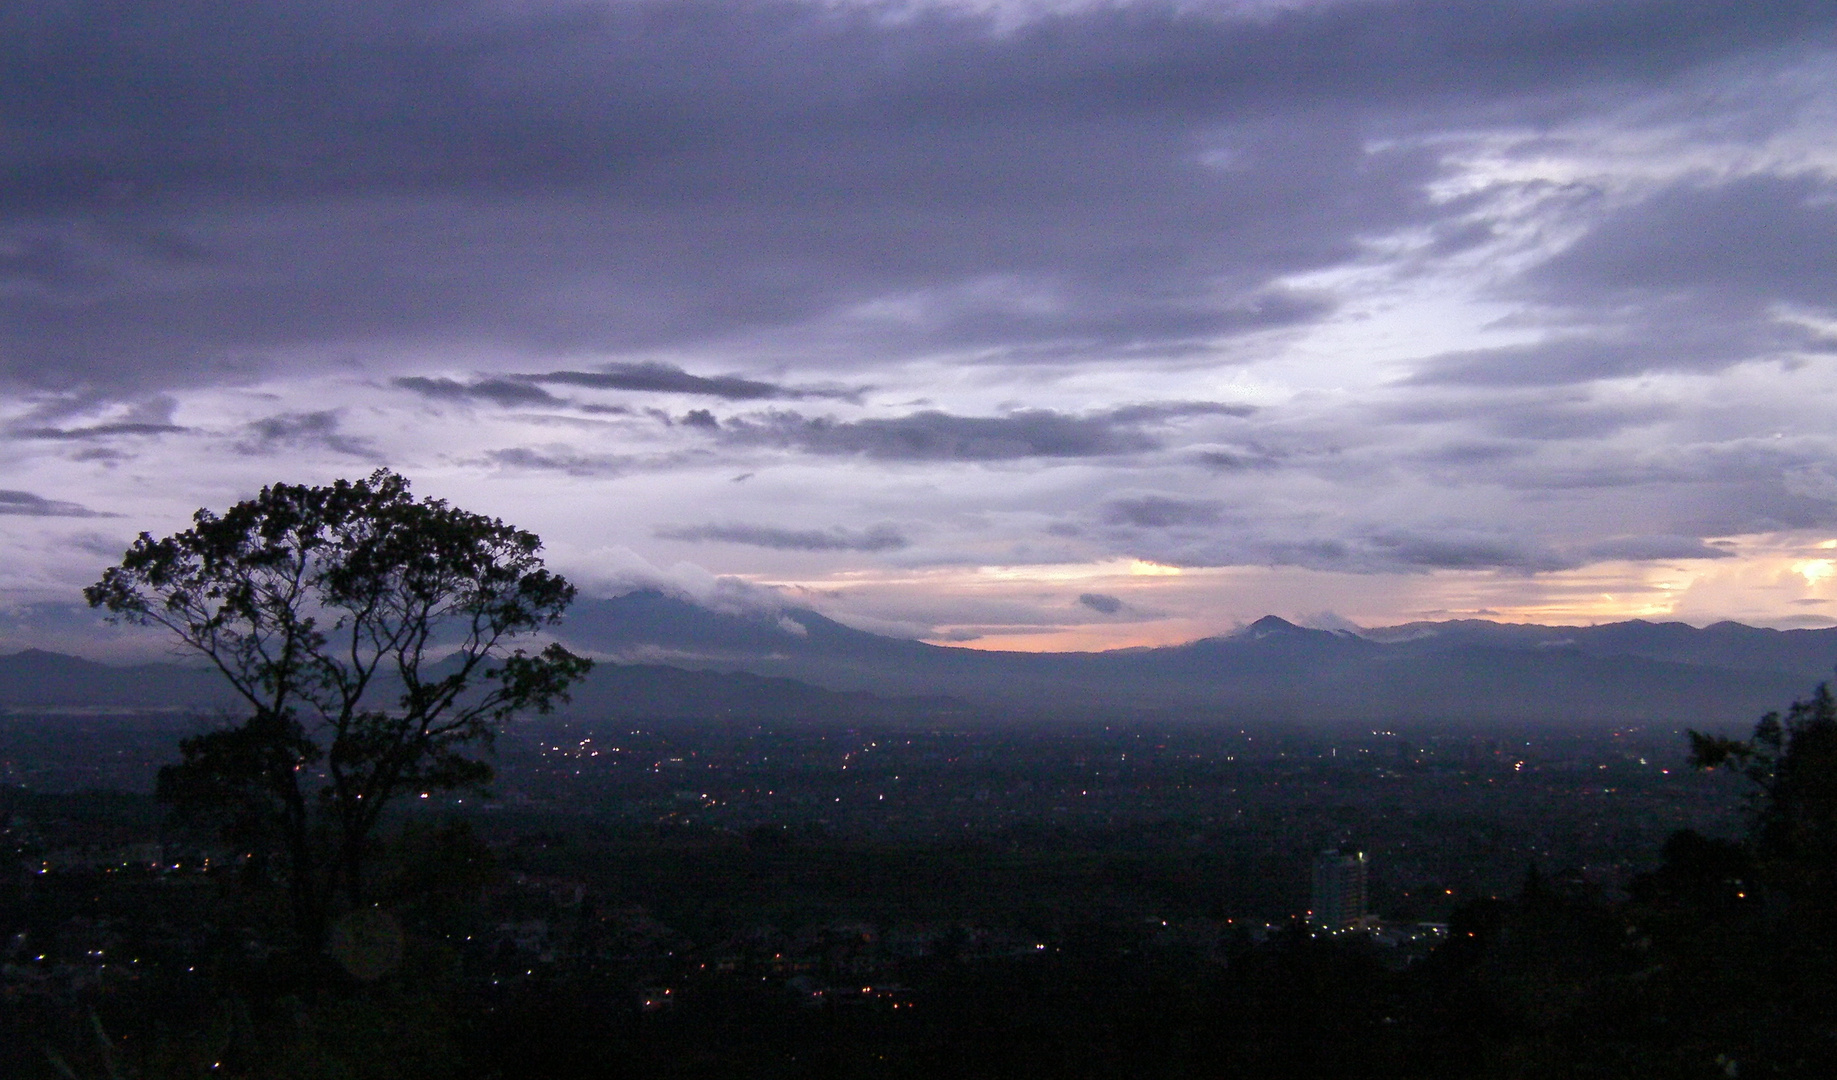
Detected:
left=8, top=0, right=1824, bottom=205
left=720, top=408, right=1161, bottom=461
left=3, top=1, right=1826, bottom=390
left=1535, top=173, right=1837, bottom=308
left=392, top=377, right=562, bottom=408
left=1347, top=532, right=1575, bottom=573
left=1078, top=592, right=1125, bottom=615
left=237, top=411, right=376, bottom=458
left=6, top=394, right=189, bottom=439
left=1104, top=495, right=1225, bottom=528
left=0, top=490, right=112, bottom=518
left=655, top=522, right=908, bottom=552
left=707, top=399, right=1253, bottom=461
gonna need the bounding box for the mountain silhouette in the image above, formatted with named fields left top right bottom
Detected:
left=0, top=649, right=236, bottom=710
left=6, top=595, right=1834, bottom=724
left=551, top=592, right=1837, bottom=723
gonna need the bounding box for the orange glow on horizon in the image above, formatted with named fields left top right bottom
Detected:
left=751, top=531, right=1837, bottom=654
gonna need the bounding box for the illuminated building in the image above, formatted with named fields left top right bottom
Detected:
left=1310, top=849, right=1368, bottom=931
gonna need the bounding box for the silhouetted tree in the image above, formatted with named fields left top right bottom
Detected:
left=85, top=470, right=591, bottom=952
left=1591, top=684, right=1837, bottom=1076
left=1690, top=681, right=1837, bottom=911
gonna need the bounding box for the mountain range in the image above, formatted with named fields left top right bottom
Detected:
left=552, top=592, right=1837, bottom=724
left=4, top=591, right=1835, bottom=726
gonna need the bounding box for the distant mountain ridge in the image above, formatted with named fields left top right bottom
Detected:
left=552, top=592, right=1837, bottom=724
left=5, top=595, right=1835, bottom=724
left=1359, top=617, right=1837, bottom=675
left=0, top=649, right=235, bottom=711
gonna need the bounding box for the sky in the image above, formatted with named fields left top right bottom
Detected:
left=5, top=0, right=1837, bottom=656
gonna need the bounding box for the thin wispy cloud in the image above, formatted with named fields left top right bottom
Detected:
left=655, top=522, right=909, bottom=552
left=14, top=422, right=188, bottom=440
left=393, top=377, right=562, bottom=408
left=0, top=490, right=114, bottom=518
left=517, top=364, right=860, bottom=402
left=718, top=409, right=1172, bottom=460
left=484, top=447, right=633, bottom=477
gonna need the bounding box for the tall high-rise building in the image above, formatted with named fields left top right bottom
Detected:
left=1310, top=849, right=1367, bottom=931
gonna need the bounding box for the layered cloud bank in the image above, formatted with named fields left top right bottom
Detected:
left=4, top=0, right=1837, bottom=651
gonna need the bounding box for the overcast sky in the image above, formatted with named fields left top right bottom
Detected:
left=6, top=0, right=1837, bottom=655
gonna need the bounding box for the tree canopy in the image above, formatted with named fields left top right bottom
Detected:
left=1690, top=681, right=1837, bottom=909
left=86, top=470, right=591, bottom=953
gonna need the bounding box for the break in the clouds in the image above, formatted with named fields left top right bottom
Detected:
left=5, top=0, right=1837, bottom=653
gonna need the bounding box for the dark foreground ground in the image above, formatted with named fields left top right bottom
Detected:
left=3, top=713, right=1828, bottom=1078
